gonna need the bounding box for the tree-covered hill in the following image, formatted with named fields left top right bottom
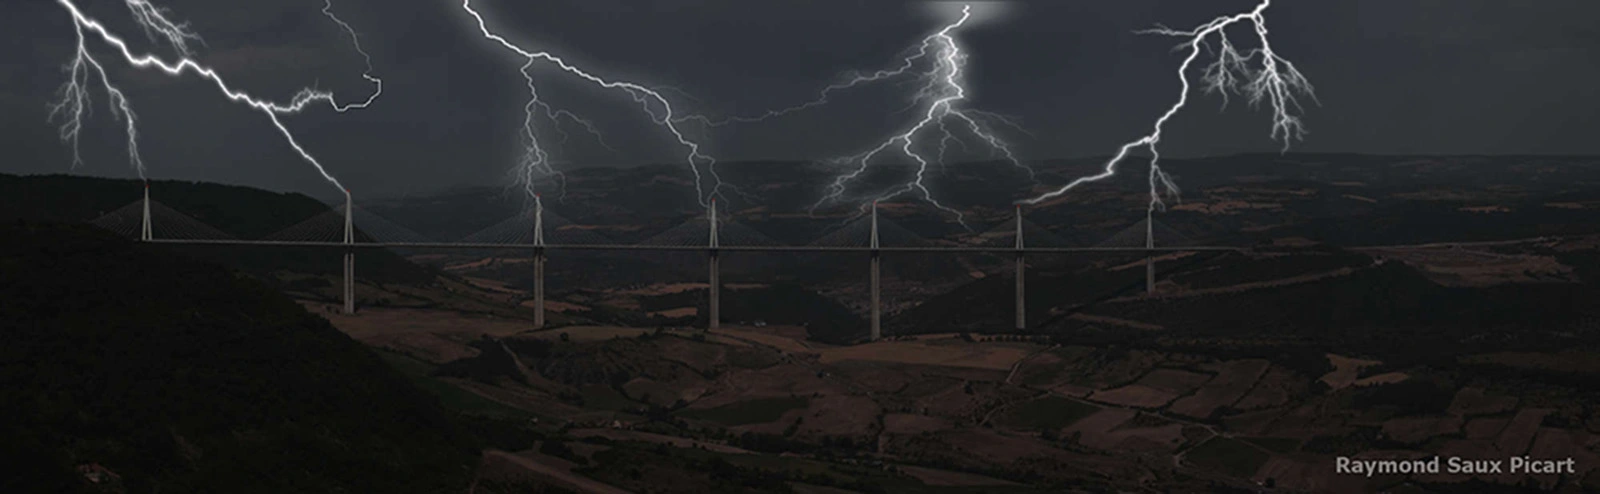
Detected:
left=0, top=222, right=479, bottom=492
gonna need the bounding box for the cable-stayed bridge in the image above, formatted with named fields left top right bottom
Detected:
left=90, top=188, right=1238, bottom=341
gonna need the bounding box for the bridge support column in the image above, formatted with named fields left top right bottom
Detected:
left=1013, top=206, right=1025, bottom=331
left=533, top=248, right=545, bottom=329
left=869, top=201, right=881, bottom=342
left=1145, top=256, right=1155, bottom=296
left=532, top=197, right=546, bottom=329
left=342, top=191, right=355, bottom=315
left=1015, top=253, right=1026, bottom=331
left=707, top=199, right=720, bottom=331
left=140, top=184, right=152, bottom=242
left=708, top=250, right=720, bottom=330
left=870, top=251, right=881, bottom=341
left=1144, top=209, right=1156, bottom=296
left=343, top=251, right=355, bottom=315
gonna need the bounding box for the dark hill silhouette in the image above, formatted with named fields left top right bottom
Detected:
left=0, top=174, right=328, bottom=239
left=0, top=222, right=479, bottom=492
left=0, top=173, right=432, bottom=285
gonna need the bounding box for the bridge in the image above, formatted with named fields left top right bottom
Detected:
left=91, top=186, right=1242, bottom=341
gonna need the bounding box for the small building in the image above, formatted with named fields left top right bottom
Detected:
left=76, top=463, right=121, bottom=485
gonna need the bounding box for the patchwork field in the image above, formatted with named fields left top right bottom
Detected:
left=816, top=337, right=1036, bottom=370
left=309, top=273, right=1600, bottom=492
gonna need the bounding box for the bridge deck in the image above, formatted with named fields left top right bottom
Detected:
left=144, top=239, right=1243, bottom=253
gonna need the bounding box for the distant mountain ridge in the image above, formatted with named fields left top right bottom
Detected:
left=0, top=173, right=434, bottom=284
left=358, top=153, right=1600, bottom=248
left=0, top=173, right=329, bottom=239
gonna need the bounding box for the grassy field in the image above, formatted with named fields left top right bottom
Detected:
left=679, top=397, right=810, bottom=426
left=1185, top=438, right=1270, bottom=479
left=375, top=350, right=534, bottom=418
left=818, top=340, right=1033, bottom=371
left=677, top=448, right=1031, bottom=493
left=526, top=325, right=652, bottom=342
left=999, top=396, right=1100, bottom=430
left=1242, top=437, right=1302, bottom=454
left=580, top=384, right=638, bottom=411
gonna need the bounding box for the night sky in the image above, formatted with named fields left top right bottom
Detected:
left=2, top=0, right=1597, bottom=199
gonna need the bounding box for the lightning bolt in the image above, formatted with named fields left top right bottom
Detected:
left=818, top=6, right=1039, bottom=230
left=1019, top=0, right=1316, bottom=227
left=48, top=0, right=382, bottom=198
left=458, top=0, right=724, bottom=209
left=674, top=5, right=1029, bottom=229
left=123, top=0, right=203, bottom=57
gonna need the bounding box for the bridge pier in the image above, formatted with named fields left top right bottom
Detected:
left=869, top=202, right=881, bottom=341
left=1014, top=207, right=1025, bottom=331
left=1015, top=253, right=1026, bottom=331
left=1145, top=209, right=1156, bottom=296
left=343, top=251, right=355, bottom=315
left=533, top=248, right=545, bottom=329
left=532, top=197, right=546, bottom=329
left=140, top=184, right=152, bottom=242
left=707, top=199, right=720, bottom=331
left=343, top=192, right=355, bottom=315
left=1145, top=256, right=1155, bottom=296
left=709, top=250, right=720, bottom=330
left=870, top=252, right=880, bottom=341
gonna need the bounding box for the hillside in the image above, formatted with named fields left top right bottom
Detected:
left=891, top=240, right=1600, bottom=369
left=886, top=252, right=1206, bottom=334
left=1081, top=259, right=1600, bottom=357
left=0, top=222, right=479, bottom=492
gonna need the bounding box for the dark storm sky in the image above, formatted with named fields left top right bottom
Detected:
left=2, top=0, right=1597, bottom=198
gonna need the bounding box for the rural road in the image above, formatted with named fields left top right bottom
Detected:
left=479, top=450, right=633, bottom=494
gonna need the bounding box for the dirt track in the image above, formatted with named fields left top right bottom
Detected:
left=479, top=450, right=631, bottom=494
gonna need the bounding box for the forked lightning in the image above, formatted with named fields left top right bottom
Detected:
left=49, top=0, right=382, bottom=197
left=459, top=0, right=726, bottom=209
left=677, top=4, right=1031, bottom=229
left=1021, top=0, right=1315, bottom=221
